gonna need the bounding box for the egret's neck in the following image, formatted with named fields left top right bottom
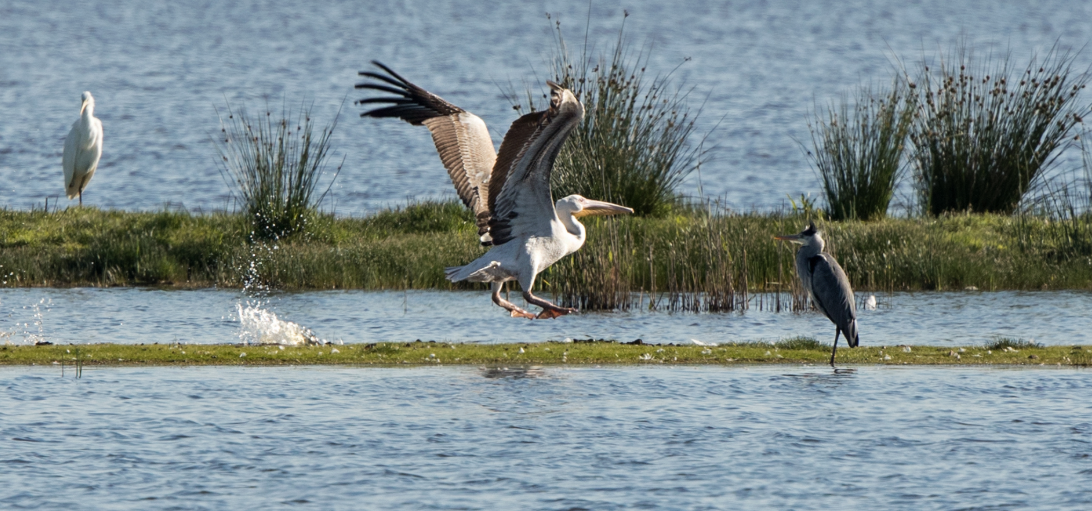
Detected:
left=82, top=102, right=96, bottom=122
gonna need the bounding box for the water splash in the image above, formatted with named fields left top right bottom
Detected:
left=1, top=297, right=52, bottom=345
left=232, top=235, right=325, bottom=345
left=25, top=298, right=51, bottom=344
left=235, top=302, right=322, bottom=346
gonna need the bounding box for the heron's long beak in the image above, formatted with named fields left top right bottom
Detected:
left=80, top=99, right=88, bottom=116
left=574, top=200, right=634, bottom=218
left=773, top=233, right=804, bottom=243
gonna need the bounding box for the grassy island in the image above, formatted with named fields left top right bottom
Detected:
left=2, top=340, right=1089, bottom=368
left=3, top=204, right=1092, bottom=309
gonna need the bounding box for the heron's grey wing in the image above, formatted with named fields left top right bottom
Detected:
left=356, top=62, right=496, bottom=240
left=807, top=254, right=858, bottom=344
left=486, top=95, right=581, bottom=246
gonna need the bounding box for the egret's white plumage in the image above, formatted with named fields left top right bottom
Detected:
left=62, top=91, right=103, bottom=205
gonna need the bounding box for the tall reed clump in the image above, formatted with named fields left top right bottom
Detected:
left=215, top=102, right=342, bottom=240
left=906, top=45, right=1090, bottom=216
left=1016, top=137, right=1092, bottom=261
left=509, top=13, right=706, bottom=216
left=805, top=81, right=915, bottom=221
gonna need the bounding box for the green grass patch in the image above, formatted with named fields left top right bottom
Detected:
left=2, top=341, right=1090, bottom=367
left=3, top=204, right=1092, bottom=304
left=985, top=337, right=1044, bottom=350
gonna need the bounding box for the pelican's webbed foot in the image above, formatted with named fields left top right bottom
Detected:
left=492, top=282, right=536, bottom=320
left=536, top=307, right=578, bottom=320
left=510, top=309, right=536, bottom=319
left=522, top=291, right=577, bottom=320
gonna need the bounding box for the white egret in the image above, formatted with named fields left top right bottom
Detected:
left=62, top=91, right=103, bottom=205
left=775, top=222, right=860, bottom=366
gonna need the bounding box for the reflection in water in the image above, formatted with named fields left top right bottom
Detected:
left=776, top=368, right=858, bottom=389
left=480, top=366, right=548, bottom=379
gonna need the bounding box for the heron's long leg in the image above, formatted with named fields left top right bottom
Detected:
left=492, top=282, right=535, bottom=319
left=830, top=329, right=842, bottom=367
left=78, top=190, right=82, bottom=207
left=522, top=290, right=577, bottom=320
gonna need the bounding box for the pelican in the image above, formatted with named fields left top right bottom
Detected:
left=356, top=63, right=632, bottom=319
left=356, top=62, right=496, bottom=244
left=775, top=222, right=860, bottom=366
left=62, top=91, right=103, bottom=205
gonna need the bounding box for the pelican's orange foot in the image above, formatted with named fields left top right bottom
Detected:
left=536, top=307, right=577, bottom=320
left=510, top=309, right=536, bottom=320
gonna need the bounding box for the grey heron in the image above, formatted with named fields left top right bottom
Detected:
left=357, top=64, right=633, bottom=319
left=62, top=91, right=103, bottom=206
left=775, top=222, right=859, bottom=366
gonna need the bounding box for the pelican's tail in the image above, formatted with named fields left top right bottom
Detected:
left=445, top=261, right=506, bottom=283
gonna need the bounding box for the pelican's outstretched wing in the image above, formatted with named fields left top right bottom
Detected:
left=807, top=254, right=859, bottom=346
left=486, top=82, right=583, bottom=247
left=356, top=61, right=496, bottom=243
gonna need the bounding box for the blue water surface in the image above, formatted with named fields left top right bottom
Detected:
left=1, top=365, right=1090, bottom=510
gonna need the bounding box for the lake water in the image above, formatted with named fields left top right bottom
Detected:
left=2, top=365, right=1090, bottom=509
left=6, top=3, right=1092, bottom=508
left=2, top=0, right=1090, bottom=213
left=2, top=287, right=1090, bottom=347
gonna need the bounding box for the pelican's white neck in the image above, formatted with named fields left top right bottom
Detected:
left=555, top=199, right=586, bottom=245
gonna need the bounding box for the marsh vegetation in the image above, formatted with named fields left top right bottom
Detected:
left=508, top=13, right=706, bottom=217
left=3, top=204, right=1092, bottom=311
left=214, top=102, right=342, bottom=240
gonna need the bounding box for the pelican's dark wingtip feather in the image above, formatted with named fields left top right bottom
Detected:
left=355, top=62, right=463, bottom=121
left=361, top=105, right=438, bottom=124
left=354, top=83, right=410, bottom=96
left=356, top=72, right=406, bottom=89
left=355, top=97, right=412, bottom=105
left=356, top=61, right=497, bottom=237
left=369, top=61, right=414, bottom=87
